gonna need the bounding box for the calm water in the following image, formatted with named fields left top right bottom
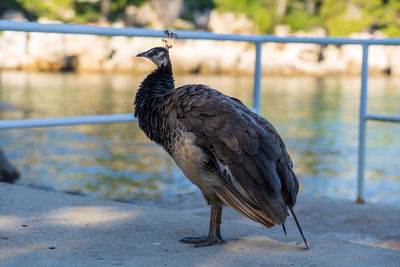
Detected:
left=0, top=71, right=399, bottom=203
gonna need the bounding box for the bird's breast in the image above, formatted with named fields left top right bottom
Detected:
left=170, top=129, right=219, bottom=194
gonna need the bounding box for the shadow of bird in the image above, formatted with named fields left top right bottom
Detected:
left=135, top=44, right=308, bottom=249
left=0, top=149, right=20, bottom=183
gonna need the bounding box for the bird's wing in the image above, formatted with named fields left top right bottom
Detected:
left=230, top=96, right=299, bottom=209
left=174, top=85, right=299, bottom=226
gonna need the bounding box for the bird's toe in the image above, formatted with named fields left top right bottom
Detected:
left=179, top=235, right=224, bottom=247
left=193, top=237, right=224, bottom=248
left=179, top=235, right=208, bottom=244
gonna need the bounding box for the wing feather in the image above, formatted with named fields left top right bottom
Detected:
left=174, top=85, right=299, bottom=223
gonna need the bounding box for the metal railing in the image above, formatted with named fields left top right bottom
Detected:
left=1, top=20, right=400, bottom=203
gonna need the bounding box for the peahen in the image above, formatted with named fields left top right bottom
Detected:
left=134, top=35, right=308, bottom=249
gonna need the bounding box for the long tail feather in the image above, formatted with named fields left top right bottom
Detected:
left=282, top=223, right=287, bottom=236
left=290, top=208, right=309, bottom=249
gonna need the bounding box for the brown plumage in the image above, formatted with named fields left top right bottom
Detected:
left=135, top=46, right=308, bottom=248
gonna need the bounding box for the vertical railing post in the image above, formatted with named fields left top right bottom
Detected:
left=253, top=41, right=263, bottom=114
left=357, top=43, right=369, bottom=204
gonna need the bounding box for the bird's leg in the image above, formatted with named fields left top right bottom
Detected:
left=215, top=206, right=223, bottom=240
left=179, top=205, right=224, bottom=247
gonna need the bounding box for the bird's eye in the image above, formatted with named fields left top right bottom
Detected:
left=153, top=51, right=164, bottom=58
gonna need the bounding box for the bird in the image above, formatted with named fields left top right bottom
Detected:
left=134, top=33, right=308, bottom=249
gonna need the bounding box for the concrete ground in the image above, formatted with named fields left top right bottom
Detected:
left=0, top=183, right=399, bottom=266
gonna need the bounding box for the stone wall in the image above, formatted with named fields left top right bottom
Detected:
left=1, top=16, right=399, bottom=76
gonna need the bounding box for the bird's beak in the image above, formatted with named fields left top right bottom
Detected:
left=136, top=51, right=149, bottom=58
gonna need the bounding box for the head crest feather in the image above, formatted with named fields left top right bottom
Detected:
left=162, top=29, right=178, bottom=50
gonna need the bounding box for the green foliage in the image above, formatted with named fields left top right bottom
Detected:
left=15, top=0, right=75, bottom=21
left=73, top=1, right=101, bottom=23
left=283, top=8, right=322, bottom=32
left=319, top=0, right=366, bottom=36
left=184, top=0, right=214, bottom=12
left=214, top=0, right=277, bottom=33
left=2, top=0, right=400, bottom=37
left=74, top=0, right=146, bottom=23
left=319, top=0, right=400, bottom=37
left=108, top=0, right=146, bottom=22
left=251, top=5, right=275, bottom=33
left=383, top=23, right=400, bottom=37
left=0, top=0, right=23, bottom=10
left=2, top=0, right=146, bottom=23
left=213, top=0, right=400, bottom=36
left=0, top=0, right=37, bottom=20
left=380, top=0, right=400, bottom=37
left=181, top=0, right=215, bottom=21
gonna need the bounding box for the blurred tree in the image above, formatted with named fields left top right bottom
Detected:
left=181, top=0, right=214, bottom=22
left=214, top=0, right=278, bottom=33
left=73, top=0, right=145, bottom=23
left=73, top=0, right=101, bottom=23
left=283, top=0, right=323, bottom=32
left=15, top=0, right=75, bottom=21
left=319, top=0, right=387, bottom=36
left=108, top=0, right=145, bottom=21
left=305, top=0, right=316, bottom=14
left=0, top=0, right=23, bottom=12
left=100, top=0, right=110, bottom=23
left=376, top=0, right=400, bottom=36
left=1, top=0, right=400, bottom=36
left=0, top=0, right=35, bottom=20
left=277, top=0, right=287, bottom=18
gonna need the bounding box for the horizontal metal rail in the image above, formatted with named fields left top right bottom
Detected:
left=0, top=114, right=135, bottom=129
left=2, top=20, right=400, bottom=45
left=0, top=20, right=399, bottom=203
left=365, top=113, right=400, bottom=122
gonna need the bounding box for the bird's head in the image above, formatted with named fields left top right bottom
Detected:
left=136, top=47, right=170, bottom=69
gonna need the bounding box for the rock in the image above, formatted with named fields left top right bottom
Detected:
left=111, top=20, right=125, bottom=28
left=0, top=16, right=396, bottom=76
left=58, top=9, right=75, bottom=21
left=69, top=35, right=110, bottom=72
left=320, top=45, right=347, bottom=74
left=2, top=9, right=27, bottom=21
left=27, top=32, right=65, bottom=71
left=388, top=46, right=400, bottom=75
left=37, top=17, right=62, bottom=24
left=134, top=2, right=161, bottom=28
left=341, top=45, right=363, bottom=75
left=104, top=36, right=136, bottom=72
left=60, top=55, right=78, bottom=72
left=208, top=10, right=256, bottom=34
left=369, top=45, right=389, bottom=74
left=133, top=0, right=183, bottom=29
left=170, top=40, right=206, bottom=73
left=274, top=25, right=291, bottom=36
left=150, top=0, right=183, bottom=27
left=173, top=18, right=194, bottom=30
left=0, top=149, right=19, bottom=183
left=123, top=5, right=138, bottom=27
left=193, top=10, right=211, bottom=29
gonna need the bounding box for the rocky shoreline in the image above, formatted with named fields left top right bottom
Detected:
left=1, top=22, right=399, bottom=76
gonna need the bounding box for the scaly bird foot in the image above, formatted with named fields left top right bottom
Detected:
left=179, top=235, right=224, bottom=247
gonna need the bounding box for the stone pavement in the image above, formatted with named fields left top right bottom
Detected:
left=0, top=183, right=399, bottom=266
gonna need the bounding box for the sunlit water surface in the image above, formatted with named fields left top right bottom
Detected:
left=0, top=71, right=399, bottom=203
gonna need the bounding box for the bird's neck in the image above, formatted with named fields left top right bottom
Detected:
left=138, top=62, right=175, bottom=97
left=134, top=61, right=175, bottom=151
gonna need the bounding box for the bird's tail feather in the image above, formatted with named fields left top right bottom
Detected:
left=282, top=223, right=287, bottom=236
left=290, top=208, right=309, bottom=249
left=216, top=186, right=275, bottom=228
